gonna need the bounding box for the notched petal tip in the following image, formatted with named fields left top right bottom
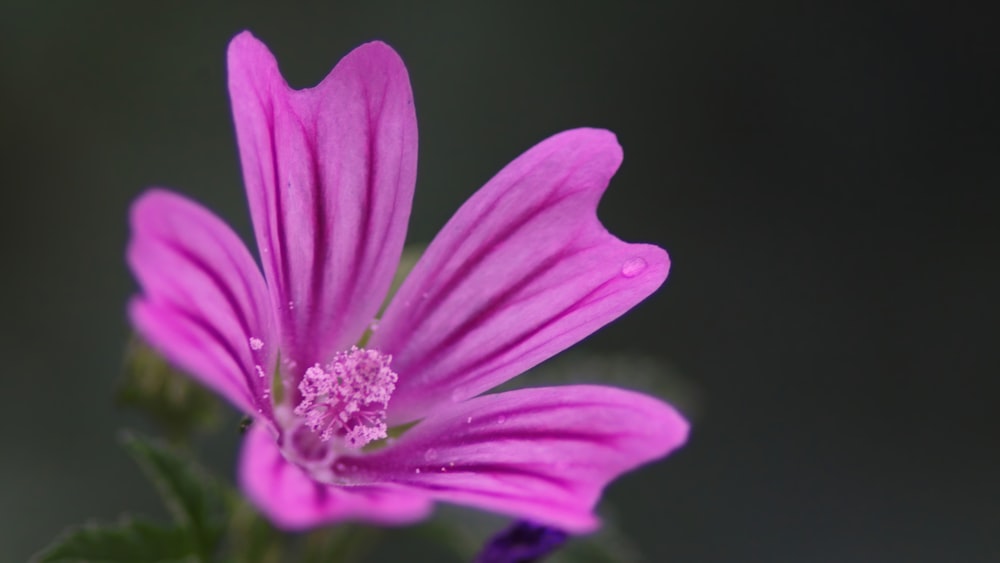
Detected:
left=375, top=126, right=670, bottom=422
left=621, top=242, right=671, bottom=294
left=348, top=39, right=406, bottom=62
left=228, top=29, right=257, bottom=47
left=227, top=31, right=286, bottom=101
left=637, top=391, right=691, bottom=459
left=227, top=32, right=409, bottom=97
left=319, top=38, right=412, bottom=97
left=128, top=187, right=178, bottom=226
left=228, top=30, right=417, bottom=364
left=227, top=30, right=274, bottom=65
left=551, top=127, right=622, bottom=154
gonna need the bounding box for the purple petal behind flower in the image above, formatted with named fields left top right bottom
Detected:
left=373, top=128, right=670, bottom=424
left=476, top=521, right=569, bottom=563
left=128, top=189, right=276, bottom=419
left=228, top=32, right=418, bottom=370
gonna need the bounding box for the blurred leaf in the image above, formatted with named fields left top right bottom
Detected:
left=120, top=432, right=230, bottom=560
left=547, top=512, right=645, bottom=563
left=409, top=507, right=509, bottom=561
left=118, top=336, right=222, bottom=443
left=32, top=517, right=197, bottom=563
left=220, top=499, right=287, bottom=563
left=500, top=351, right=702, bottom=421
left=300, top=524, right=380, bottom=563
left=412, top=520, right=477, bottom=560
left=418, top=505, right=646, bottom=563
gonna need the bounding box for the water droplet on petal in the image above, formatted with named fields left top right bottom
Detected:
left=497, top=415, right=506, bottom=425
left=415, top=468, right=421, bottom=474
left=335, top=462, right=346, bottom=472
left=466, top=416, right=472, bottom=424
left=621, top=257, right=648, bottom=278
left=424, top=448, right=438, bottom=462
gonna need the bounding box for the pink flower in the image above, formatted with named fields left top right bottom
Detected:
left=127, top=31, right=688, bottom=533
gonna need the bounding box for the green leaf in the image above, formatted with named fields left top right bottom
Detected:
left=408, top=507, right=504, bottom=561
left=120, top=432, right=230, bottom=560
left=32, top=517, right=197, bottom=563
left=219, top=499, right=287, bottom=563
left=546, top=516, right=646, bottom=563
left=117, top=336, right=222, bottom=443
left=300, top=525, right=380, bottom=563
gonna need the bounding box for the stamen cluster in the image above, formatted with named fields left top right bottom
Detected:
left=294, top=346, right=397, bottom=448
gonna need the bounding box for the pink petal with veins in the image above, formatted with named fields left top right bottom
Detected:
left=240, top=424, right=433, bottom=529
left=128, top=189, right=276, bottom=419
left=228, top=32, right=417, bottom=370
left=335, top=385, right=688, bottom=533
left=373, top=129, right=669, bottom=424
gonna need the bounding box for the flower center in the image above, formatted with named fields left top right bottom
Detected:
left=293, top=346, right=397, bottom=449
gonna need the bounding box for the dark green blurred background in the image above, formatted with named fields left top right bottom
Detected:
left=2, top=1, right=996, bottom=561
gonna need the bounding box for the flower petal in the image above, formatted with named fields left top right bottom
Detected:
left=227, top=32, right=417, bottom=368
left=239, top=424, right=433, bottom=530
left=127, top=189, right=277, bottom=417
left=372, top=129, right=669, bottom=423
left=338, top=385, right=688, bottom=533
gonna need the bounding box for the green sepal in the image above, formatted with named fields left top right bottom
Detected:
left=31, top=517, right=198, bottom=563
left=300, top=524, right=380, bottom=563
left=545, top=514, right=646, bottom=563
left=120, top=432, right=230, bottom=560
left=117, top=336, right=222, bottom=443
left=218, top=499, right=287, bottom=563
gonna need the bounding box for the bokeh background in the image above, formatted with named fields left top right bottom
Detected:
left=1, top=1, right=996, bottom=561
